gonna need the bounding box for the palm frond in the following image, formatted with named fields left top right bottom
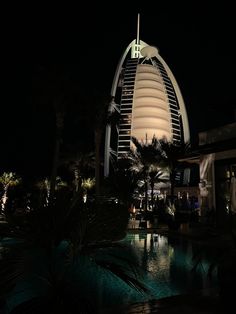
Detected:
left=95, top=259, right=149, bottom=294
left=93, top=243, right=149, bottom=295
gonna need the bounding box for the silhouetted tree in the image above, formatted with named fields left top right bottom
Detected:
left=0, top=172, right=21, bottom=213
left=126, top=136, right=164, bottom=212
left=158, top=138, right=191, bottom=205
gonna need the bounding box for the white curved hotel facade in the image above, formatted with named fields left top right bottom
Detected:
left=104, top=16, right=190, bottom=177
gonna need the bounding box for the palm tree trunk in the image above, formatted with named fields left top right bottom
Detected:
left=144, top=180, right=148, bottom=212
left=170, top=172, right=175, bottom=206
left=49, top=136, right=60, bottom=204
left=95, top=129, right=101, bottom=198
left=74, top=168, right=79, bottom=192
left=49, top=112, right=64, bottom=204
left=151, top=181, right=154, bottom=210
left=1, top=186, right=8, bottom=213
left=144, top=180, right=149, bottom=229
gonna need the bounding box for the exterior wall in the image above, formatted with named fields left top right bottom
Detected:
left=198, top=122, right=236, bottom=226
left=199, top=153, right=215, bottom=218
left=214, top=155, right=236, bottom=227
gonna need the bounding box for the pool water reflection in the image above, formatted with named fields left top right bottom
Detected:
left=0, top=233, right=219, bottom=312
left=123, top=232, right=219, bottom=299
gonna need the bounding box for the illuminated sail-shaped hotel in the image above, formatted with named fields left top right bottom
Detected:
left=104, top=15, right=190, bottom=177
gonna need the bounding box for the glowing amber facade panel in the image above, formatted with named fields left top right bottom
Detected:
left=131, top=64, right=172, bottom=142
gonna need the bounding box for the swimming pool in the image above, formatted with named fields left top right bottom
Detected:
left=124, top=231, right=219, bottom=300
left=0, top=232, right=219, bottom=313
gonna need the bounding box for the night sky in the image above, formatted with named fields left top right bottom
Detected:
left=1, top=4, right=236, bottom=179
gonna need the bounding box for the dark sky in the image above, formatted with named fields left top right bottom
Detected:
left=2, top=4, right=236, bottom=178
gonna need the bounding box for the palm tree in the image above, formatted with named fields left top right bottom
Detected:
left=158, top=138, right=191, bottom=205
left=36, top=176, right=67, bottom=206
left=59, top=151, right=95, bottom=198
left=49, top=108, right=65, bottom=203
left=90, top=91, right=111, bottom=199
left=71, top=88, right=111, bottom=200
left=128, top=136, right=163, bottom=211
left=82, top=90, right=121, bottom=200
left=149, top=167, right=169, bottom=211
left=32, top=65, right=77, bottom=205
left=81, top=177, right=95, bottom=202
left=106, top=157, right=140, bottom=208
left=0, top=172, right=21, bottom=213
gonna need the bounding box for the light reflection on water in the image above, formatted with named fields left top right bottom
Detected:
left=0, top=233, right=219, bottom=310
left=124, top=232, right=219, bottom=299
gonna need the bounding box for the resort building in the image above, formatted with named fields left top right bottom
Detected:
left=197, top=122, right=236, bottom=226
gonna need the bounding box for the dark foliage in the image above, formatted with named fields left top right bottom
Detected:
left=0, top=190, right=150, bottom=313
